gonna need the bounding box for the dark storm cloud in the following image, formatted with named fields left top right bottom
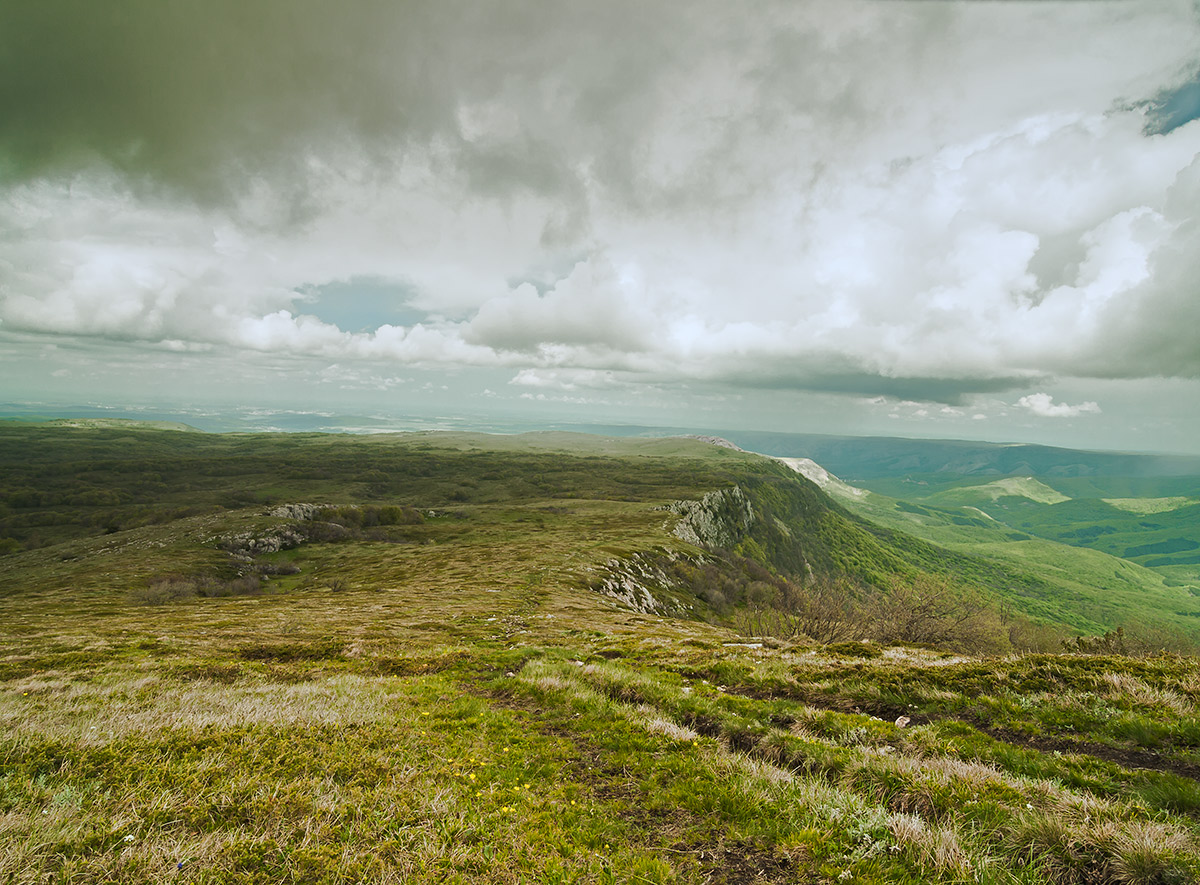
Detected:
left=0, top=2, right=888, bottom=226
left=1, top=2, right=423, bottom=201
left=708, top=363, right=1035, bottom=405
left=0, top=1, right=682, bottom=208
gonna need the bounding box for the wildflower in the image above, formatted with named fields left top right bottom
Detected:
left=123, top=834, right=136, bottom=843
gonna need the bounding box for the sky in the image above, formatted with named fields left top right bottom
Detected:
left=2, top=1, right=1200, bottom=452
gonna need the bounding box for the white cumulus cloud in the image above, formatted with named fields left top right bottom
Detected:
left=1016, top=393, right=1102, bottom=419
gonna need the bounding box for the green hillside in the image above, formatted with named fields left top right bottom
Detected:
left=860, top=477, right=1200, bottom=589
left=792, top=467, right=1200, bottom=645
left=3, top=426, right=1200, bottom=883
left=728, top=432, right=1200, bottom=643
left=0, top=425, right=1131, bottom=647
left=922, top=477, right=1070, bottom=507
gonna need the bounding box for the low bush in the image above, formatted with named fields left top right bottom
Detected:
left=130, top=574, right=263, bottom=605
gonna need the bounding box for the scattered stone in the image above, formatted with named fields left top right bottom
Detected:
left=267, top=503, right=324, bottom=520
left=588, top=551, right=688, bottom=615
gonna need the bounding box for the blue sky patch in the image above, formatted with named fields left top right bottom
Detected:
left=1145, top=72, right=1200, bottom=135
left=296, top=277, right=427, bottom=332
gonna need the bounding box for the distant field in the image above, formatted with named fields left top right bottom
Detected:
left=923, top=477, right=1070, bottom=506
left=1104, top=496, right=1196, bottom=515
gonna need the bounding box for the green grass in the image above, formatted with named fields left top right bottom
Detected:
left=4, top=426, right=1200, bottom=882
left=923, top=477, right=1071, bottom=507
left=1104, top=497, right=1196, bottom=515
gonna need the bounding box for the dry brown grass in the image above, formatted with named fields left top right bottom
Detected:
left=887, top=812, right=972, bottom=877
left=1101, top=672, right=1194, bottom=715
left=1, top=673, right=406, bottom=744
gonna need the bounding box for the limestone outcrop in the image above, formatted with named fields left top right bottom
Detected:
left=662, top=486, right=754, bottom=548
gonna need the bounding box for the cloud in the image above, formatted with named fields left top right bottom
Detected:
left=464, top=257, right=656, bottom=357
left=1016, top=393, right=1102, bottom=419
left=510, top=368, right=627, bottom=392
left=2, top=0, right=1200, bottom=417
left=1078, top=153, right=1200, bottom=379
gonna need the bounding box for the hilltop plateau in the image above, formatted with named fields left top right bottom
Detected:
left=3, top=425, right=1200, bottom=884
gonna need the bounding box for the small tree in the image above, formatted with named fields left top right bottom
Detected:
left=867, top=575, right=1008, bottom=652
left=786, top=575, right=867, bottom=643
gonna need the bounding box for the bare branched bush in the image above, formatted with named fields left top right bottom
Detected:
left=129, top=577, right=197, bottom=605
left=866, top=575, right=1009, bottom=652
left=1065, top=625, right=1200, bottom=657
left=730, top=569, right=1012, bottom=652
left=130, top=574, right=263, bottom=606
left=787, top=576, right=868, bottom=643
left=1064, top=627, right=1131, bottom=656
left=1006, top=615, right=1070, bottom=652
left=732, top=575, right=866, bottom=641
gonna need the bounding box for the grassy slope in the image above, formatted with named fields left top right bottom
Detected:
left=0, top=424, right=1033, bottom=606
left=4, top=427, right=1200, bottom=883
left=922, top=477, right=1071, bottom=507
left=853, top=475, right=1200, bottom=576
left=815, top=478, right=1200, bottom=640
left=721, top=432, right=1200, bottom=605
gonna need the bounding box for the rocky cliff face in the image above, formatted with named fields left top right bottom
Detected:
left=662, top=486, right=755, bottom=549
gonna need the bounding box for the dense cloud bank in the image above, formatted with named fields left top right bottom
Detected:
left=1, top=1, right=1199, bottom=413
